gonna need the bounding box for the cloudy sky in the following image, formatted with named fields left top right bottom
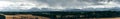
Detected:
left=0, top=0, right=119, bottom=12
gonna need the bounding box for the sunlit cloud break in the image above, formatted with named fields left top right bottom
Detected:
left=0, top=0, right=120, bottom=12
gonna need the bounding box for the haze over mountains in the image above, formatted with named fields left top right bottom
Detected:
left=0, top=0, right=120, bottom=12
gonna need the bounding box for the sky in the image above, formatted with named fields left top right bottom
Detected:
left=0, top=0, right=119, bottom=12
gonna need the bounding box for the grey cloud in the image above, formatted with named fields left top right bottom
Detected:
left=0, top=0, right=120, bottom=12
